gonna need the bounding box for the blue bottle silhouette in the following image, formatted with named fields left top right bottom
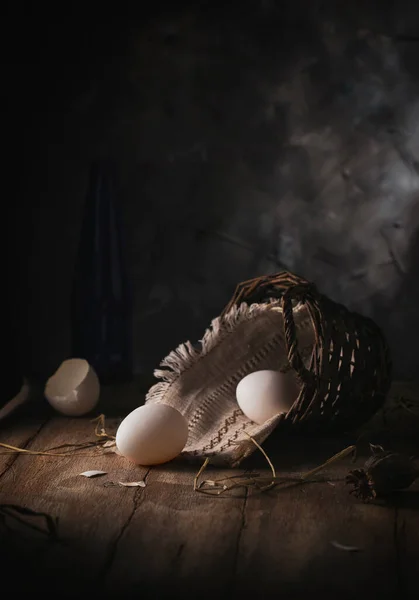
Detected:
left=71, top=159, right=133, bottom=383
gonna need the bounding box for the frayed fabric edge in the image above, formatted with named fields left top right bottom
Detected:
left=145, top=300, right=282, bottom=404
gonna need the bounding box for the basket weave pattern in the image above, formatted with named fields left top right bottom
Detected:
left=223, top=271, right=392, bottom=433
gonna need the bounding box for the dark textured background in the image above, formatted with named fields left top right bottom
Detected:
left=5, top=0, right=419, bottom=385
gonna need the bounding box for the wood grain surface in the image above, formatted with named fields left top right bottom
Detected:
left=0, top=398, right=418, bottom=599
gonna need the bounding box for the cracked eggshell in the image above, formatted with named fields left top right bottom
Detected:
left=44, top=358, right=100, bottom=416
left=116, top=403, right=189, bottom=466
left=236, top=369, right=300, bottom=425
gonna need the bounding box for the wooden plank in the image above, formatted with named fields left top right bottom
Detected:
left=0, top=419, right=46, bottom=477
left=1, top=409, right=417, bottom=599
left=0, top=389, right=49, bottom=478
left=104, top=462, right=246, bottom=599
left=233, top=440, right=400, bottom=600
left=0, top=415, right=148, bottom=597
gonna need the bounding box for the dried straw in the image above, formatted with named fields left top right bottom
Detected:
left=0, top=414, right=116, bottom=457
left=91, top=414, right=116, bottom=440
left=194, top=437, right=357, bottom=496
left=0, top=442, right=78, bottom=457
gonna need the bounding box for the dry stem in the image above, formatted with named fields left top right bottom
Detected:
left=91, top=414, right=117, bottom=439
left=0, top=442, right=92, bottom=457
left=194, top=440, right=357, bottom=496
left=242, top=431, right=276, bottom=491
left=194, top=458, right=210, bottom=491
left=0, top=414, right=116, bottom=457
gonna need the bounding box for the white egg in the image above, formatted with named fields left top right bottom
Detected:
left=236, top=369, right=300, bottom=425
left=115, top=403, right=189, bottom=466
left=44, top=358, right=100, bottom=416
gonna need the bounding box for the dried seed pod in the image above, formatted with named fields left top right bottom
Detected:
left=346, top=449, right=418, bottom=502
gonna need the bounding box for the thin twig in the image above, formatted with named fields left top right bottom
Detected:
left=242, top=431, right=276, bottom=491
left=0, top=442, right=91, bottom=457
left=43, top=441, right=101, bottom=453
left=91, top=414, right=116, bottom=439
left=300, top=445, right=357, bottom=480
left=0, top=414, right=117, bottom=457
left=194, top=444, right=357, bottom=496
left=194, top=457, right=210, bottom=491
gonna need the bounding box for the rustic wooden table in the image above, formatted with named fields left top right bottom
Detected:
left=0, top=381, right=418, bottom=600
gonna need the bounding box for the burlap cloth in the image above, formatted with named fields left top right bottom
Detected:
left=145, top=300, right=315, bottom=467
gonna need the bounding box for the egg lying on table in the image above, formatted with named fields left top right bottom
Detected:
left=116, top=404, right=189, bottom=466
left=236, top=369, right=300, bottom=425
left=44, top=358, right=100, bottom=416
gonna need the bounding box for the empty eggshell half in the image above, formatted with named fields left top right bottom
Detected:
left=116, top=403, right=189, bottom=466
left=44, top=358, right=100, bottom=416
left=236, top=369, right=300, bottom=425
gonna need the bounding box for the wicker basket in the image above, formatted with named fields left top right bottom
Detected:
left=221, top=270, right=393, bottom=434
left=145, top=269, right=393, bottom=466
